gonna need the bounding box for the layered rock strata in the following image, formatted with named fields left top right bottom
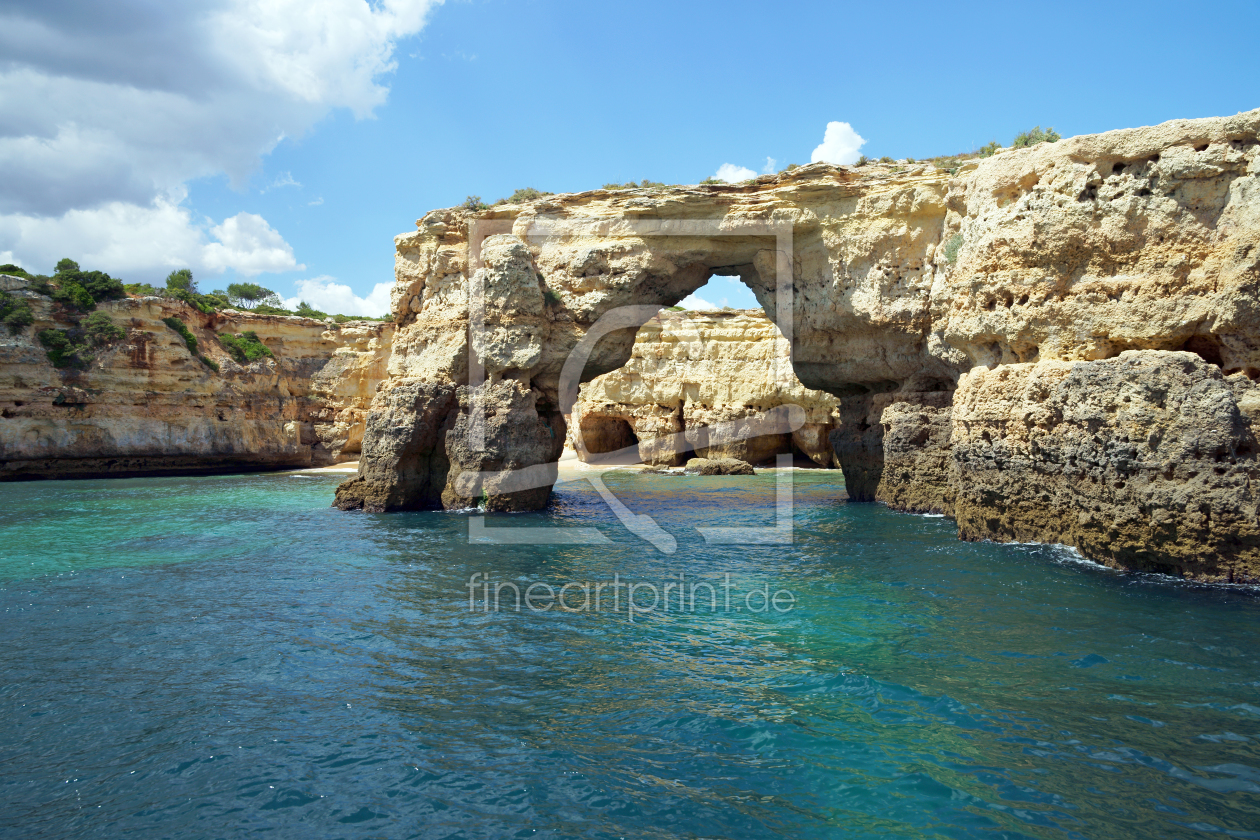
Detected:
left=0, top=284, right=392, bottom=479
left=344, top=109, right=1260, bottom=579
left=571, top=309, right=840, bottom=467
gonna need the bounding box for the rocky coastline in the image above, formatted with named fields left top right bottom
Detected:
left=0, top=282, right=392, bottom=479
left=335, top=108, right=1260, bottom=581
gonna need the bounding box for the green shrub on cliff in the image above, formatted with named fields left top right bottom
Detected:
left=944, top=233, right=964, bottom=264
left=83, top=311, right=125, bottom=346
left=0, top=292, right=34, bottom=334
left=0, top=263, right=30, bottom=278
left=124, top=282, right=162, bottom=296
left=1012, top=126, right=1060, bottom=148
left=161, top=316, right=198, bottom=355
left=38, top=328, right=92, bottom=369
left=52, top=280, right=96, bottom=311
left=218, top=330, right=274, bottom=365
left=494, top=188, right=552, bottom=205
left=461, top=195, right=489, bottom=212
left=295, top=301, right=328, bottom=319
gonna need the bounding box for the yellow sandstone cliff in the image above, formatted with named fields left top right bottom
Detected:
left=0, top=284, right=391, bottom=478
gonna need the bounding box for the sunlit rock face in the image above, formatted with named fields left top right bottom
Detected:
left=570, top=309, right=840, bottom=468
left=346, top=109, right=1260, bottom=579
left=0, top=288, right=392, bottom=479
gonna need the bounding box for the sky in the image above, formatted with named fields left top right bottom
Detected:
left=1, top=0, right=1257, bottom=316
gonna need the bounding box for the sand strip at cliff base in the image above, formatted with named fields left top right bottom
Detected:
left=284, top=462, right=360, bottom=475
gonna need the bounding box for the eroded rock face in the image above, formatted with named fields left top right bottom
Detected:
left=571, top=309, right=839, bottom=466
left=0, top=289, right=392, bottom=479
left=349, top=108, right=1260, bottom=578
left=949, top=352, right=1259, bottom=581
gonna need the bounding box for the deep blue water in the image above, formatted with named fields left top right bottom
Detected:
left=1, top=468, right=1259, bottom=839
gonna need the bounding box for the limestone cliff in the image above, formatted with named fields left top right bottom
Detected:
left=0, top=283, right=392, bottom=479
left=340, top=108, right=1260, bottom=579
left=571, top=309, right=840, bottom=466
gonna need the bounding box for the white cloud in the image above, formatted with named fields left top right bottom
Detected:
left=308, top=197, right=324, bottom=206
left=713, top=163, right=757, bottom=183
left=811, top=121, right=866, bottom=165
left=678, top=294, right=720, bottom=310
left=282, top=276, right=392, bottom=316
left=0, top=198, right=302, bottom=279
left=0, top=0, right=441, bottom=274
left=763, top=156, right=778, bottom=174
left=265, top=171, right=301, bottom=191
left=204, top=213, right=304, bottom=276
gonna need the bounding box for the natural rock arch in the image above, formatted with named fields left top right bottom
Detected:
left=336, top=108, right=1260, bottom=581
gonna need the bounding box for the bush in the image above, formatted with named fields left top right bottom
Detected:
left=295, top=301, right=328, bottom=319
left=38, top=328, right=92, bottom=369
left=164, top=287, right=217, bottom=314
left=461, top=195, right=489, bottom=212
left=55, top=258, right=80, bottom=275
left=0, top=263, right=29, bottom=278
left=218, top=330, right=274, bottom=365
left=543, top=288, right=562, bottom=307
left=1012, top=126, right=1060, bottom=148
left=603, top=179, right=667, bottom=191
left=878, top=156, right=894, bottom=164
left=250, top=303, right=294, bottom=316
left=52, top=281, right=96, bottom=311
left=0, top=292, right=34, bottom=334
left=977, top=141, right=1001, bottom=158
left=78, top=270, right=126, bottom=302
left=124, top=282, right=162, bottom=297
left=199, top=355, right=219, bottom=372
left=161, top=316, right=198, bottom=355
left=83, top=311, right=125, bottom=346
left=943, top=233, right=964, bottom=264
left=495, top=188, right=552, bottom=205
left=855, top=155, right=870, bottom=167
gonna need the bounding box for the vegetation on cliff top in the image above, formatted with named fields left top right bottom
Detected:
left=7, top=261, right=387, bottom=322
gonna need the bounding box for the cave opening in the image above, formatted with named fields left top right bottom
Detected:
left=577, top=415, right=641, bottom=464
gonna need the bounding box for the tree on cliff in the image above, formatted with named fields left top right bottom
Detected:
left=165, top=268, right=197, bottom=295
left=226, top=282, right=281, bottom=310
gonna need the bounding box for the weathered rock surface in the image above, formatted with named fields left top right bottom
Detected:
left=683, top=457, right=755, bottom=476
left=948, top=351, right=1259, bottom=581
left=347, top=108, right=1260, bottom=579
left=572, top=309, right=839, bottom=466
left=0, top=287, right=392, bottom=479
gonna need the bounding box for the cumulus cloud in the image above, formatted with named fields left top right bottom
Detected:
left=763, top=156, right=778, bottom=174
left=0, top=199, right=303, bottom=278
left=204, top=213, right=304, bottom=276
left=811, top=121, right=866, bottom=165
left=0, top=0, right=441, bottom=275
left=677, top=294, right=718, bottom=310
left=282, top=276, right=392, bottom=317
left=713, top=163, right=757, bottom=183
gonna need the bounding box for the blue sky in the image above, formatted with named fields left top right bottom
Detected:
left=3, top=0, right=1257, bottom=315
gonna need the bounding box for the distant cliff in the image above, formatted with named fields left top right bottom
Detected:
left=0, top=279, right=391, bottom=479
left=571, top=309, right=839, bottom=466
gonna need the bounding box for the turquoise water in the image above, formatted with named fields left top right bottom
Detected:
left=2, top=470, right=1259, bottom=839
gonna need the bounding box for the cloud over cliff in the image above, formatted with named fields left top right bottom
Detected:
left=0, top=0, right=440, bottom=278
left=811, top=122, right=866, bottom=165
